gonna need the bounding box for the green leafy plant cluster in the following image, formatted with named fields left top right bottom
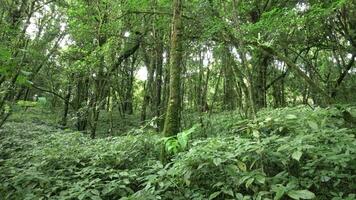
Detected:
left=129, top=106, right=356, bottom=200
left=1, top=106, right=355, bottom=199
left=0, top=122, right=160, bottom=199
left=163, top=124, right=198, bottom=155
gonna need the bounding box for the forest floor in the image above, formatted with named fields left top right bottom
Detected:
left=0, top=105, right=355, bottom=200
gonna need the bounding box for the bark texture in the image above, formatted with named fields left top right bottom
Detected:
left=163, top=0, right=183, bottom=136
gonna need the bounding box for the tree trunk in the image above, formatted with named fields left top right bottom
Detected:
left=60, top=84, right=72, bottom=127
left=253, top=52, right=268, bottom=109
left=154, top=36, right=164, bottom=131
left=141, top=51, right=155, bottom=122
left=75, top=78, right=89, bottom=131
left=163, top=0, right=184, bottom=136
left=223, top=46, right=237, bottom=110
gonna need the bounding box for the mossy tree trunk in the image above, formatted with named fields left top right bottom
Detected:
left=163, top=0, right=183, bottom=137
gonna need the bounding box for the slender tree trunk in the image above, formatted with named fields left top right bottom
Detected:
left=75, top=78, right=89, bottom=131
left=223, top=46, right=237, bottom=110
left=124, top=57, right=136, bottom=115
left=253, top=52, right=268, bottom=109
left=155, top=36, right=164, bottom=131
left=60, top=84, right=72, bottom=127
left=141, top=52, right=155, bottom=122
left=163, top=0, right=184, bottom=136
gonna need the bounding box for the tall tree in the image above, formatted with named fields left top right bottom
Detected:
left=163, top=0, right=184, bottom=136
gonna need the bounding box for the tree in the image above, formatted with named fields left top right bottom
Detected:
left=163, top=0, right=184, bottom=136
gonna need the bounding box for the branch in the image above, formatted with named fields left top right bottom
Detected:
left=110, top=34, right=143, bottom=74
left=251, top=42, right=334, bottom=104
left=331, top=54, right=355, bottom=97
left=30, top=84, right=74, bottom=107
left=266, top=69, right=289, bottom=90
left=127, top=10, right=193, bottom=20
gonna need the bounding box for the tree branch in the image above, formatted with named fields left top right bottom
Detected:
left=331, top=54, right=355, bottom=97
left=252, top=42, right=334, bottom=104
left=30, top=84, right=74, bottom=107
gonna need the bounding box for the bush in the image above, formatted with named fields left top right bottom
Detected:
left=1, top=105, right=355, bottom=199
left=0, top=123, right=160, bottom=199
left=129, top=106, right=356, bottom=200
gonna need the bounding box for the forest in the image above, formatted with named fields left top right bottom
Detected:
left=0, top=0, right=356, bottom=199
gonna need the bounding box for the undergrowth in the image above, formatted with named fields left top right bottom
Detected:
left=0, top=105, right=355, bottom=200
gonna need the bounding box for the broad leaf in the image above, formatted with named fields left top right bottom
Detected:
left=292, top=150, right=303, bottom=161
left=287, top=190, right=316, bottom=200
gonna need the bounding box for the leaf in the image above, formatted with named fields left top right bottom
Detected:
left=213, top=182, right=224, bottom=188
left=287, top=190, right=316, bottom=200
left=286, top=114, right=297, bottom=119
left=102, top=187, right=114, bottom=195
left=320, top=176, right=331, bottom=182
left=237, top=160, right=247, bottom=172
left=222, top=188, right=234, bottom=196
left=78, top=193, right=86, bottom=200
left=307, top=121, right=318, bottom=130
left=245, top=178, right=254, bottom=188
left=213, top=158, right=222, bottom=166
left=177, top=132, right=189, bottom=149
left=274, top=188, right=285, bottom=200
left=292, top=150, right=303, bottom=161
left=197, top=162, right=208, bottom=170
left=16, top=75, right=28, bottom=85
left=91, top=189, right=100, bottom=196
left=277, top=144, right=291, bottom=152
left=272, top=184, right=287, bottom=200
left=0, top=45, right=11, bottom=60
left=209, top=191, right=221, bottom=200
left=252, top=130, right=260, bottom=138
left=177, top=125, right=197, bottom=150
left=255, top=174, right=265, bottom=184
left=183, top=170, right=192, bottom=186
left=90, top=195, right=102, bottom=200
left=21, top=70, right=32, bottom=76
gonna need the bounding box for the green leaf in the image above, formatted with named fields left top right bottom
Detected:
left=0, top=45, right=11, bottom=60
left=272, top=184, right=287, bottom=200
left=255, top=174, right=265, bottom=184
left=90, top=195, right=102, bottom=200
left=237, top=160, right=247, bottom=172
left=274, top=188, right=285, bottom=200
left=222, top=188, right=234, bottom=196
left=177, top=132, right=189, bottom=150
left=245, top=178, right=254, bottom=188
left=184, top=170, right=192, bottom=186
left=213, top=158, right=222, bottom=166
left=78, top=193, right=86, bottom=200
left=320, top=176, right=331, bottom=182
left=252, top=130, right=260, bottom=138
left=307, top=121, right=318, bottom=130
left=292, top=150, right=303, bottom=161
left=91, top=189, right=100, bottom=196
left=209, top=191, right=221, bottom=200
left=16, top=75, right=29, bottom=85
left=287, top=190, right=316, bottom=200
left=286, top=114, right=297, bottom=119
left=21, top=70, right=32, bottom=76
left=177, top=125, right=197, bottom=150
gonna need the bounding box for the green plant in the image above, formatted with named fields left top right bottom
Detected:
left=163, top=124, right=198, bottom=155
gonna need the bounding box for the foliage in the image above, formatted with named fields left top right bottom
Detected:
left=163, top=124, right=198, bottom=155
left=1, top=106, right=355, bottom=199
left=1, top=1, right=355, bottom=199
left=0, top=120, right=161, bottom=199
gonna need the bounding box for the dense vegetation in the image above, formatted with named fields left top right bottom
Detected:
left=0, top=0, right=355, bottom=199
left=1, top=106, right=356, bottom=199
